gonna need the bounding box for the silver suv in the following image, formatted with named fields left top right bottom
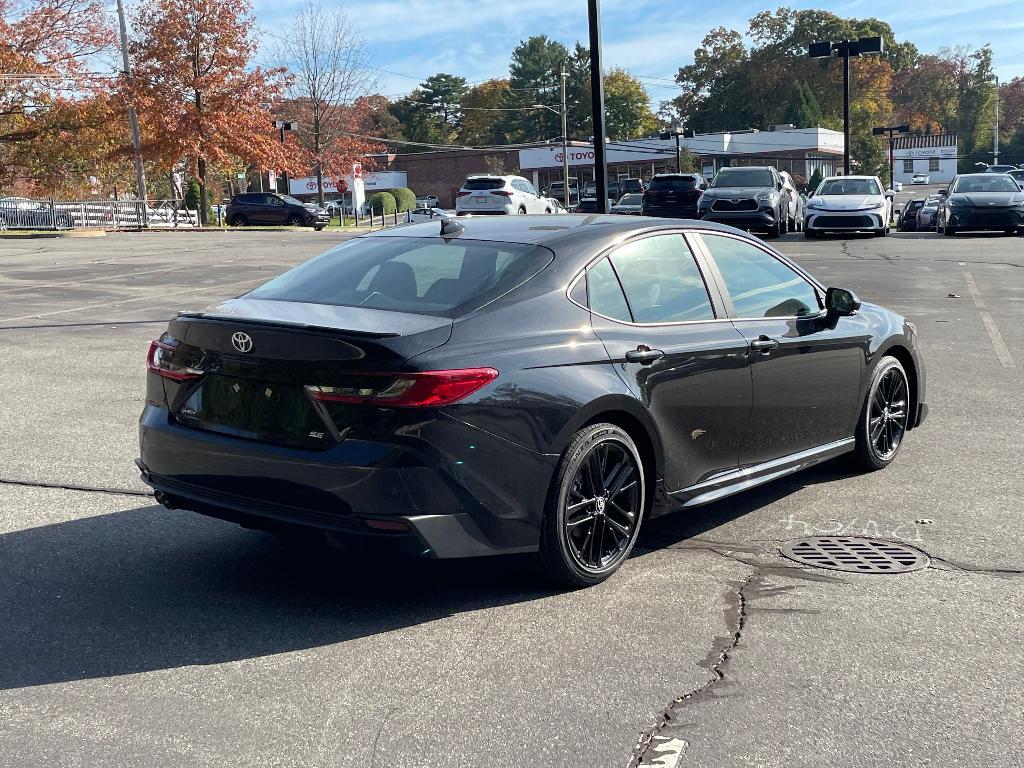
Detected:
left=696, top=166, right=790, bottom=238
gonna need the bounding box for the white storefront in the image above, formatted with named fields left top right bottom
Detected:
left=892, top=134, right=958, bottom=185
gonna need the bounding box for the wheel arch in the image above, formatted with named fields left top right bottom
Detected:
left=876, top=342, right=919, bottom=431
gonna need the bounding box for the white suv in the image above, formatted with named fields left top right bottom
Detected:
left=456, top=175, right=552, bottom=216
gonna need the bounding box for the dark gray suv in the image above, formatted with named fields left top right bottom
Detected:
left=697, top=166, right=790, bottom=238
left=226, top=193, right=329, bottom=230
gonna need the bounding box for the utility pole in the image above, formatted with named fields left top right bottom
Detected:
left=560, top=62, right=570, bottom=209
left=872, top=124, right=910, bottom=189
left=660, top=128, right=695, bottom=173
left=587, top=0, right=608, bottom=213
left=275, top=120, right=297, bottom=193
left=809, top=36, right=884, bottom=176
left=115, top=0, right=148, bottom=227
left=994, top=75, right=1000, bottom=165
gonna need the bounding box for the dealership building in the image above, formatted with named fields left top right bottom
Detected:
left=370, top=125, right=846, bottom=207
left=891, top=133, right=959, bottom=185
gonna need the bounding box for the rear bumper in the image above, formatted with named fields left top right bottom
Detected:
left=138, top=405, right=555, bottom=557
left=642, top=206, right=699, bottom=218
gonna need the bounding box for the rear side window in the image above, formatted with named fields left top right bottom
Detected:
left=608, top=235, right=715, bottom=323
left=463, top=178, right=506, bottom=191
left=649, top=176, right=700, bottom=191
left=586, top=258, right=631, bottom=322
left=248, top=237, right=553, bottom=318
left=700, top=234, right=820, bottom=319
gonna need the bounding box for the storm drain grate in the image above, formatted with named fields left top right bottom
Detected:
left=780, top=537, right=930, bottom=574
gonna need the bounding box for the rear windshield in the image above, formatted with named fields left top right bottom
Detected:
left=462, top=178, right=506, bottom=191
left=817, top=179, right=882, bottom=196
left=247, top=237, right=553, bottom=318
left=617, top=194, right=643, bottom=204
left=649, top=176, right=700, bottom=190
left=711, top=169, right=774, bottom=188
left=951, top=175, right=1020, bottom=193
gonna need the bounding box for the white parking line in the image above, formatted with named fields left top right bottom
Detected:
left=962, top=270, right=1016, bottom=369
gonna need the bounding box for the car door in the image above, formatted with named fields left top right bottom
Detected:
left=265, top=194, right=288, bottom=224
left=578, top=232, right=753, bottom=491
left=693, top=231, right=866, bottom=466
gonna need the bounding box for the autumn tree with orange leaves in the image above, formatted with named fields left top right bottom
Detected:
left=0, top=0, right=122, bottom=193
left=125, top=0, right=294, bottom=223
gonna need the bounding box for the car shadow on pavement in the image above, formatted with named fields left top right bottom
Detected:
left=634, top=458, right=860, bottom=552
left=0, top=505, right=551, bottom=691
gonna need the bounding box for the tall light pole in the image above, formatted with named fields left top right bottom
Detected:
left=809, top=36, right=884, bottom=176
left=994, top=75, right=1000, bottom=165
left=533, top=94, right=571, bottom=208
left=115, top=0, right=148, bottom=227
left=872, top=124, right=910, bottom=189
left=587, top=0, right=609, bottom=213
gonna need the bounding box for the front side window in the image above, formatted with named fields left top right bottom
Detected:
left=248, top=237, right=552, bottom=317
left=607, top=235, right=715, bottom=324
left=700, top=234, right=820, bottom=319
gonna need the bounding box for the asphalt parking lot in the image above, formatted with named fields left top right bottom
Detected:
left=1, top=226, right=1022, bottom=767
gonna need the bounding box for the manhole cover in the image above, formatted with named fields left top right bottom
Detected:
left=780, top=537, right=930, bottom=574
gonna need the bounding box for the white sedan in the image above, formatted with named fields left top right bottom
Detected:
left=804, top=175, right=893, bottom=237
left=911, top=174, right=930, bottom=185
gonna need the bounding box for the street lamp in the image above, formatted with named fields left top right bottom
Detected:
left=660, top=128, right=695, bottom=173
left=809, top=36, right=884, bottom=176
left=275, top=120, right=297, bottom=193
left=587, top=0, right=609, bottom=212
left=533, top=91, right=571, bottom=208
left=872, top=124, right=910, bottom=189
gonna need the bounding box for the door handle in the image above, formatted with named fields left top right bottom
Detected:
left=625, top=346, right=665, bottom=365
left=749, top=335, right=779, bottom=354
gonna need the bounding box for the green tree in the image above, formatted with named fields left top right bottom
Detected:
left=418, top=73, right=469, bottom=137
left=506, top=35, right=569, bottom=142
left=603, top=69, right=657, bottom=140
left=387, top=90, right=447, bottom=152
left=184, top=178, right=214, bottom=223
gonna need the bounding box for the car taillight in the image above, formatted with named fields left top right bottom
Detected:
left=305, top=368, right=498, bottom=408
left=490, top=190, right=513, bottom=196
left=456, top=191, right=471, bottom=197
left=147, top=340, right=203, bottom=381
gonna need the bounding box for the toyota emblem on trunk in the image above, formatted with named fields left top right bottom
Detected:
left=231, top=332, right=253, bottom=353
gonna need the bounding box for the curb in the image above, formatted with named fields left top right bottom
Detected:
left=0, top=228, right=106, bottom=239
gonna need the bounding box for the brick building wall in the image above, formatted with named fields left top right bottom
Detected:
left=380, top=149, right=522, bottom=207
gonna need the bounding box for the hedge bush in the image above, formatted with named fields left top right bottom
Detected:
left=391, top=187, right=416, bottom=212
left=368, top=191, right=396, bottom=215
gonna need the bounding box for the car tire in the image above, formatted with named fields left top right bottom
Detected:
left=764, top=223, right=781, bottom=239
left=539, top=423, right=646, bottom=588
left=853, top=356, right=911, bottom=472
left=804, top=229, right=818, bottom=239
left=943, top=224, right=956, bottom=236
left=287, top=214, right=303, bottom=227
left=228, top=214, right=247, bottom=227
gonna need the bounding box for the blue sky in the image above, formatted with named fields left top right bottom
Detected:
left=253, top=0, right=1024, bottom=105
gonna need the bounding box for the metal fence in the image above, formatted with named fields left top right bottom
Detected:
left=0, top=198, right=200, bottom=231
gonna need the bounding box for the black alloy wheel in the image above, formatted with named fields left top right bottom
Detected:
left=287, top=214, right=304, bottom=227
left=541, top=424, right=646, bottom=587
left=229, top=214, right=247, bottom=227
left=854, top=357, right=910, bottom=470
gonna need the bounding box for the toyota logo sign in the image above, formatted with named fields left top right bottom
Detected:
left=231, top=331, right=253, bottom=353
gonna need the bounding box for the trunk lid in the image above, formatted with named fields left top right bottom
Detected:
left=159, top=298, right=452, bottom=449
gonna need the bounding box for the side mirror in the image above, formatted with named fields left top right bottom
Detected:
left=825, top=287, right=861, bottom=317
left=885, top=190, right=895, bottom=199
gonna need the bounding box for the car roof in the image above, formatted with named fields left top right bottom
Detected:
left=821, top=175, right=878, bottom=181
left=363, top=213, right=746, bottom=249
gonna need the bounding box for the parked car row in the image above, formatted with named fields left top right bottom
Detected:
left=897, top=172, right=1024, bottom=236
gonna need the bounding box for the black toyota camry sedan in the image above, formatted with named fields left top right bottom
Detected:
left=936, top=173, right=1024, bottom=235
left=138, top=215, right=927, bottom=586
